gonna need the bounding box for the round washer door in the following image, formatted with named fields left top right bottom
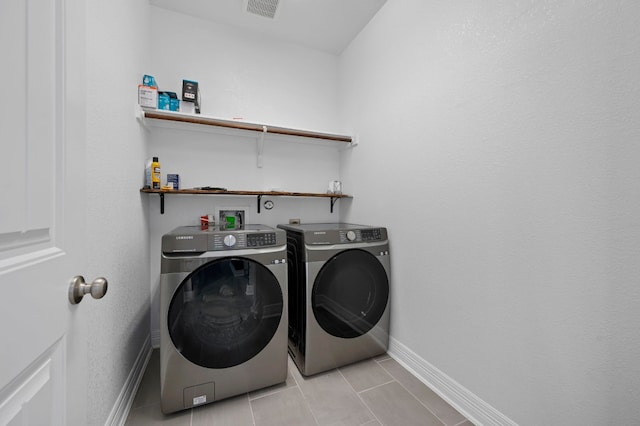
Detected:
left=167, top=257, right=283, bottom=368
left=312, top=249, right=389, bottom=339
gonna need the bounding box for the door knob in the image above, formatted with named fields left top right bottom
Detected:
left=68, top=275, right=108, bottom=305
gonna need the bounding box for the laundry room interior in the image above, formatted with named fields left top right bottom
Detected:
left=6, top=0, right=637, bottom=425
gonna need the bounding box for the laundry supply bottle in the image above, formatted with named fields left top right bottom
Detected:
left=151, top=157, right=161, bottom=190
left=144, top=158, right=152, bottom=188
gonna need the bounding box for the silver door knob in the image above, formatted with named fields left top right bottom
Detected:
left=68, top=275, right=108, bottom=305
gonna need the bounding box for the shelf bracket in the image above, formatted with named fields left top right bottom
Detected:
left=159, top=193, right=165, bottom=214
left=330, top=197, right=338, bottom=213
left=257, top=194, right=263, bottom=214
left=256, top=125, right=267, bottom=168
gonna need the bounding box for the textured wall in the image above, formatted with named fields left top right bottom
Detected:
left=85, top=0, right=152, bottom=424
left=339, top=1, right=640, bottom=424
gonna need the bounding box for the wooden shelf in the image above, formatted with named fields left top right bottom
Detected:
left=137, top=107, right=353, bottom=144
left=140, top=188, right=351, bottom=214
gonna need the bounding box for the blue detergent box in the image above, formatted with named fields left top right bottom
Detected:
left=168, top=92, right=179, bottom=111
left=142, top=74, right=157, bottom=87
left=167, top=174, right=180, bottom=190
left=159, top=92, right=179, bottom=111
left=158, top=92, right=171, bottom=110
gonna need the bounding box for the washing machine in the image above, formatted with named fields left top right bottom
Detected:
left=277, top=223, right=390, bottom=376
left=160, top=225, right=287, bottom=414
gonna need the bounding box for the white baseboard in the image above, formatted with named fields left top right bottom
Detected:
left=105, top=335, right=153, bottom=426
left=388, top=337, right=517, bottom=426
left=151, top=328, right=161, bottom=349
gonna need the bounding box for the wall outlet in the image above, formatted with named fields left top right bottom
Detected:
left=289, top=218, right=300, bottom=224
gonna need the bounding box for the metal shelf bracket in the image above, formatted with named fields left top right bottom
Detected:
left=256, top=126, right=267, bottom=168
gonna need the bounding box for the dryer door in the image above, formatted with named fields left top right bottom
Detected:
left=167, top=257, right=283, bottom=368
left=312, top=249, right=389, bottom=339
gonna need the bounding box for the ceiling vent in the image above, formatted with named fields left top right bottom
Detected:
left=244, top=0, right=280, bottom=19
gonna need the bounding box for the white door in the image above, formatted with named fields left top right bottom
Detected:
left=0, top=0, right=93, bottom=425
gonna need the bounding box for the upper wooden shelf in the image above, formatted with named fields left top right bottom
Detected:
left=137, top=107, right=353, bottom=144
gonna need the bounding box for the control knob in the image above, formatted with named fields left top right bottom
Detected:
left=223, top=235, right=236, bottom=247
left=346, top=230, right=357, bottom=241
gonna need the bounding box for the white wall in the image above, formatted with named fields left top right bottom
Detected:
left=85, top=0, right=151, bottom=424
left=146, top=7, right=346, bottom=345
left=339, top=1, right=640, bottom=424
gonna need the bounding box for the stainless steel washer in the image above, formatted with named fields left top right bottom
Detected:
left=160, top=225, right=287, bottom=414
left=277, top=223, right=390, bottom=376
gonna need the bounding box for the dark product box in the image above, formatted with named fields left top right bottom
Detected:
left=167, top=174, right=180, bottom=190
left=182, top=80, right=200, bottom=114
left=182, top=80, right=198, bottom=102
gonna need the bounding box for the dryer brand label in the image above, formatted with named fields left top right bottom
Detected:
left=175, top=235, right=194, bottom=240
left=193, top=395, right=207, bottom=405
left=313, top=232, right=326, bottom=235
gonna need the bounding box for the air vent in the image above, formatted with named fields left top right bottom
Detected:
left=244, top=0, right=279, bottom=19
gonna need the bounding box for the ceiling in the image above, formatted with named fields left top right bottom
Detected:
left=149, top=0, right=387, bottom=55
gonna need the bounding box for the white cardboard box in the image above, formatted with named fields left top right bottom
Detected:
left=138, top=85, right=157, bottom=108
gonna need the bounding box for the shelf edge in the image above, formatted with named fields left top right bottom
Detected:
left=139, top=107, right=352, bottom=143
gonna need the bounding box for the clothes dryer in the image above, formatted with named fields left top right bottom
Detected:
left=160, top=225, right=287, bottom=414
left=277, top=223, right=390, bottom=376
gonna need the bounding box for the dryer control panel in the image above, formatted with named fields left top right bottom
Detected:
left=339, top=228, right=384, bottom=243
left=277, top=223, right=388, bottom=245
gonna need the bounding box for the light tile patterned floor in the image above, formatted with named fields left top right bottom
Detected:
left=125, top=350, right=474, bottom=426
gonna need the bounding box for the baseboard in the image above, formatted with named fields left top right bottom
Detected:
left=105, top=335, right=153, bottom=426
left=151, top=328, right=161, bottom=349
left=388, top=337, right=517, bottom=426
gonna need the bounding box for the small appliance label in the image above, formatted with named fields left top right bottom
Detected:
left=193, top=395, right=207, bottom=405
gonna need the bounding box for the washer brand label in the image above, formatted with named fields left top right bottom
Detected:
left=175, top=235, right=194, bottom=240
left=313, top=232, right=326, bottom=235
left=193, top=395, right=206, bottom=405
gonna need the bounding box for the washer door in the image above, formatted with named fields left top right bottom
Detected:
left=168, top=257, right=283, bottom=368
left=312, top=249, right=389, bottom=339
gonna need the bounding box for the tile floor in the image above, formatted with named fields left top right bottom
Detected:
left=125, top=350, right=474, bottom=426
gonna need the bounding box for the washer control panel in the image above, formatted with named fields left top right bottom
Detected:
left=211, top=232, right=279, bottom=250
left=338, top=228, right=385, bottom=243
left=247, top=232, right=277, bottom=247
left=162, top=226, right=284, bottom=253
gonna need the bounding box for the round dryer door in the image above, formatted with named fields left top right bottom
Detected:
left=167, top=257, right=283, bottom=368
left=312, top=249, right=389, bottom=339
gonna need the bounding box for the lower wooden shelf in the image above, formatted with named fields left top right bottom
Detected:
left=140, top=188, right=352, bottom=214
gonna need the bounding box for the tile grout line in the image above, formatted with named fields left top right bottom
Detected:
left=377, top=358, right=447, bottom=426
left=336, top=365, right=385, bottom=426
left=248, top=384, right=291, bottom=402
left=247, top=393, right=257, bottom=426
left=286, top=364, right=321, bottom=426
left=355, top=378, right=397, bottom=394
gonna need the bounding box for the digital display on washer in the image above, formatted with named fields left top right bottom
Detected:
left=247, top=232, right=277, bottom=247
left=360, top=229, right=383, bottom=241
